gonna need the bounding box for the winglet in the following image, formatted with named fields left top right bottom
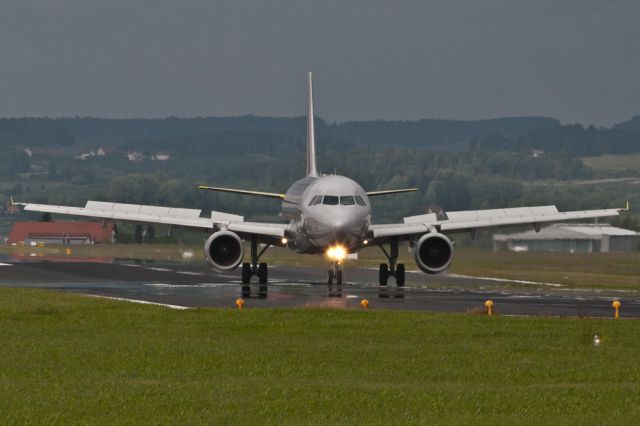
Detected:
left=622, top=200, right=630, bottom=212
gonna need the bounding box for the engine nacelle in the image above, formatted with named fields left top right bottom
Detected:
left=414, top=232, right=454, bottom=274
left=203, top=230, right=244, bottom=272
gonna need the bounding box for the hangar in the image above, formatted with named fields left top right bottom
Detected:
left=7, top=221, right=115, bottom=246
left=493, top=223, right=639, bottom=253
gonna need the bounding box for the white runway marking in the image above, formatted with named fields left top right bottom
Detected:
left=447, top=273, right=563, bottom=287
left=85, top=294, right=191, bottom=310
left=176, top=271, right=205, bottom=276
left=147, top=267, right=173, bottom=272
left=0, top=263, right=12, bottom=266
left=144, top=283, right=236, bottom=288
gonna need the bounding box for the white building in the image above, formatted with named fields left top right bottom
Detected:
left=494, top=223, right=639, bottom=253
left=127, top=152, right=145, bottom=161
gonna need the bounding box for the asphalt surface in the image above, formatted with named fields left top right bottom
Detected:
left=1, top=258, right=639, bottom=317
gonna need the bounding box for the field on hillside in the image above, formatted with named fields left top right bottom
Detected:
left=581, top=153, right=640, bottom=171
left=0, top=287, right=639, bottom=423
left=3, top=244, right=640, bottom=290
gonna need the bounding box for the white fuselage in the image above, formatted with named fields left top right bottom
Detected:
left=281, top=175, right=371, bottom=254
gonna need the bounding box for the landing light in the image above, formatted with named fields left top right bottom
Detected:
left=326, top=245, right=347, bottom=261
left=363, top=239, right=368, bottom=245
left=281, top=237, right=288, bottom=245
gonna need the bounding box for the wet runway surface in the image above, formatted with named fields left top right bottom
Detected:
left=1, top=259, right=639, bottom=317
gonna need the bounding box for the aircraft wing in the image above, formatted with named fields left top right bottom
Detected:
left=369, top=205, right=625, bottom=240
left=20, top=201, right=287, bottom=238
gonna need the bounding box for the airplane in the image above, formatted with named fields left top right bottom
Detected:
left=16, top=73, right=627, bottom=295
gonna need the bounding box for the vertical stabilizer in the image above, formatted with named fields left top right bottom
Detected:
left=306, top=72, right=319, bottom=177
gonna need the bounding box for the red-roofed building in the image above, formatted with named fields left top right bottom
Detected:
left=8, top=222, right=115, bottom=245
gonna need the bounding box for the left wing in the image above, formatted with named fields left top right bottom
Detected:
left=370, top=204, right=626, bottom=240
left=19, top=201, right=286, bottom=239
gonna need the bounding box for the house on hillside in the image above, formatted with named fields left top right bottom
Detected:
left=97, top=146, right=116, bottom=156
left=127, top=152, right=145, bottom=161
left=151, top=152, right=170, bottom=161
left=493, top=223, right=639, bottom=253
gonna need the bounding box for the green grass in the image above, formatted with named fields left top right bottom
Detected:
left=581, top=153, right=640, bottom=171
left=1, top=287, right=639, bottom=424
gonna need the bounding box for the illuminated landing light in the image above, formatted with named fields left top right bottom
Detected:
left=326, top=245, right=347, bottom=261
left=281, top=237, right=288, bottom=245
left=363, top=239, right=369, bottom=245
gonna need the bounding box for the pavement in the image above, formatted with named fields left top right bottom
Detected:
left=1, top=257, right=639, bottom=317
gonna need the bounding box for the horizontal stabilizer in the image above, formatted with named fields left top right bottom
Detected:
left=366, top=188, right=418, bottom=197
left=197, top=185, right=285, bottom=199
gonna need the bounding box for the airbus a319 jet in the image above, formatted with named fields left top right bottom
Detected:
left=19, top=73, right=626, bottom=294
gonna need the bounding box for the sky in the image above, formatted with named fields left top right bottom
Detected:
left=1, top=0, right=639, bottom=126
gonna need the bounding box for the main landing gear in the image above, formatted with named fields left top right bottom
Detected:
left=327, top=261, right=343, bottom=297
left=241, top=235, right=270, bottom=298
left=377, top=237, right=405, bottom=287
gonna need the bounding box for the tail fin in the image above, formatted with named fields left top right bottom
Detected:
left=306, top=72, right=319, bottom=177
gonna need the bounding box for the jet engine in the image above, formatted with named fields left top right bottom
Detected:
left=203, top=230, right=244, bottom=271
left=414, top=232, right=454, bottom=274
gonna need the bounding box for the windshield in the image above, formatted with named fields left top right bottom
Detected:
left=322, top=195, right=339, bottom=205
left=340, top=196, right=355, bottom=205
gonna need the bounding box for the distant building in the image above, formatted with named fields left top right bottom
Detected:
left=8, top=221, right=116, bottom=245
left=531, top=149, right=545, bottom=158
left=75, top=151, right=96, bottom=160
left=493, top=223, right=639, bottom=253
left=152, top=152, right=170, bottom=161
left=127, top=152, right=145, bottom=161
left=97, top=146, right=116, bottom=156
left=24, top=147, right=33, bottom=158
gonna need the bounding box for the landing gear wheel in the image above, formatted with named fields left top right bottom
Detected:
left=328, top=268, right=334, bottom=285
left=379, top=263, right=389, bottom=286
left=258, top=262, right=268, bottom=284
left=241, top=263, right=252, bottom=284
left=336, top=269, right=343, bottom=285
left=396, top=263, right=405, bottom=287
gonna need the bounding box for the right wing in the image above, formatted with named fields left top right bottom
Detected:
left=20, top=201, right=287, bottom=239
left=370, top=205, right=626, bottom=240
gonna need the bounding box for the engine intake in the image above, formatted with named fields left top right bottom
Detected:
left=414, top=232, right=454, bottom=274
left=204, top=230, right=244, bottom=271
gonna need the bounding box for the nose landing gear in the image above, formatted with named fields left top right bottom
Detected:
left=327, top=261, right=343, bottom=297
left=241, top=235, right=270, bottom=298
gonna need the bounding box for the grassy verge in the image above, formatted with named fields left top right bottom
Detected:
left=581, top=153, right=640, bottom=171
left=1, top=287, right=639, bottom=423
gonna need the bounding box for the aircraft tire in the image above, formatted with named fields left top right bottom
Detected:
left=379, top=264, right=389, bottom=286
left=328, top=269, right=334, bottom=285
left=396, top=264, right=405, bottom=287
left=241, top=263, right=252, bottom=284
left=336, top=269, right=343, bottom=285
left=258, top=262, right=268, bottom=284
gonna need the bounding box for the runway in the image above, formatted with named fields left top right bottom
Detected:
left=1, top=258, right=639, bottom=317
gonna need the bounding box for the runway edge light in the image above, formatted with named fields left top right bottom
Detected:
left=612, top=300, right=621, bottom=319
left=236, top=298, right=245, bottom=310
left=484, top=300, right=494, bottom=316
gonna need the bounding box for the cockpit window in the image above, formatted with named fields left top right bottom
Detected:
left=308, top=195, right=321, bottom=206
left=340, top=196, right=355, bottom=205
left=355, top=195, right=367, bottom=206
left=322, top=195, right=339, bottom=205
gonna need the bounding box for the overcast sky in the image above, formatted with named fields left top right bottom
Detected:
left=1, top=0, right=638, bottom=125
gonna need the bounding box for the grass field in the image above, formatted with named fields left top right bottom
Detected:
left=0, top=287, right=639, bottom=423
left=581, top=153, right=640, bottom=171
left=3, top=243, right=640, bottom=290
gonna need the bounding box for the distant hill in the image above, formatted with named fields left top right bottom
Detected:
left=613, top=116, right=640, bottom=132
left=331, top=117, right=561, bottom=149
